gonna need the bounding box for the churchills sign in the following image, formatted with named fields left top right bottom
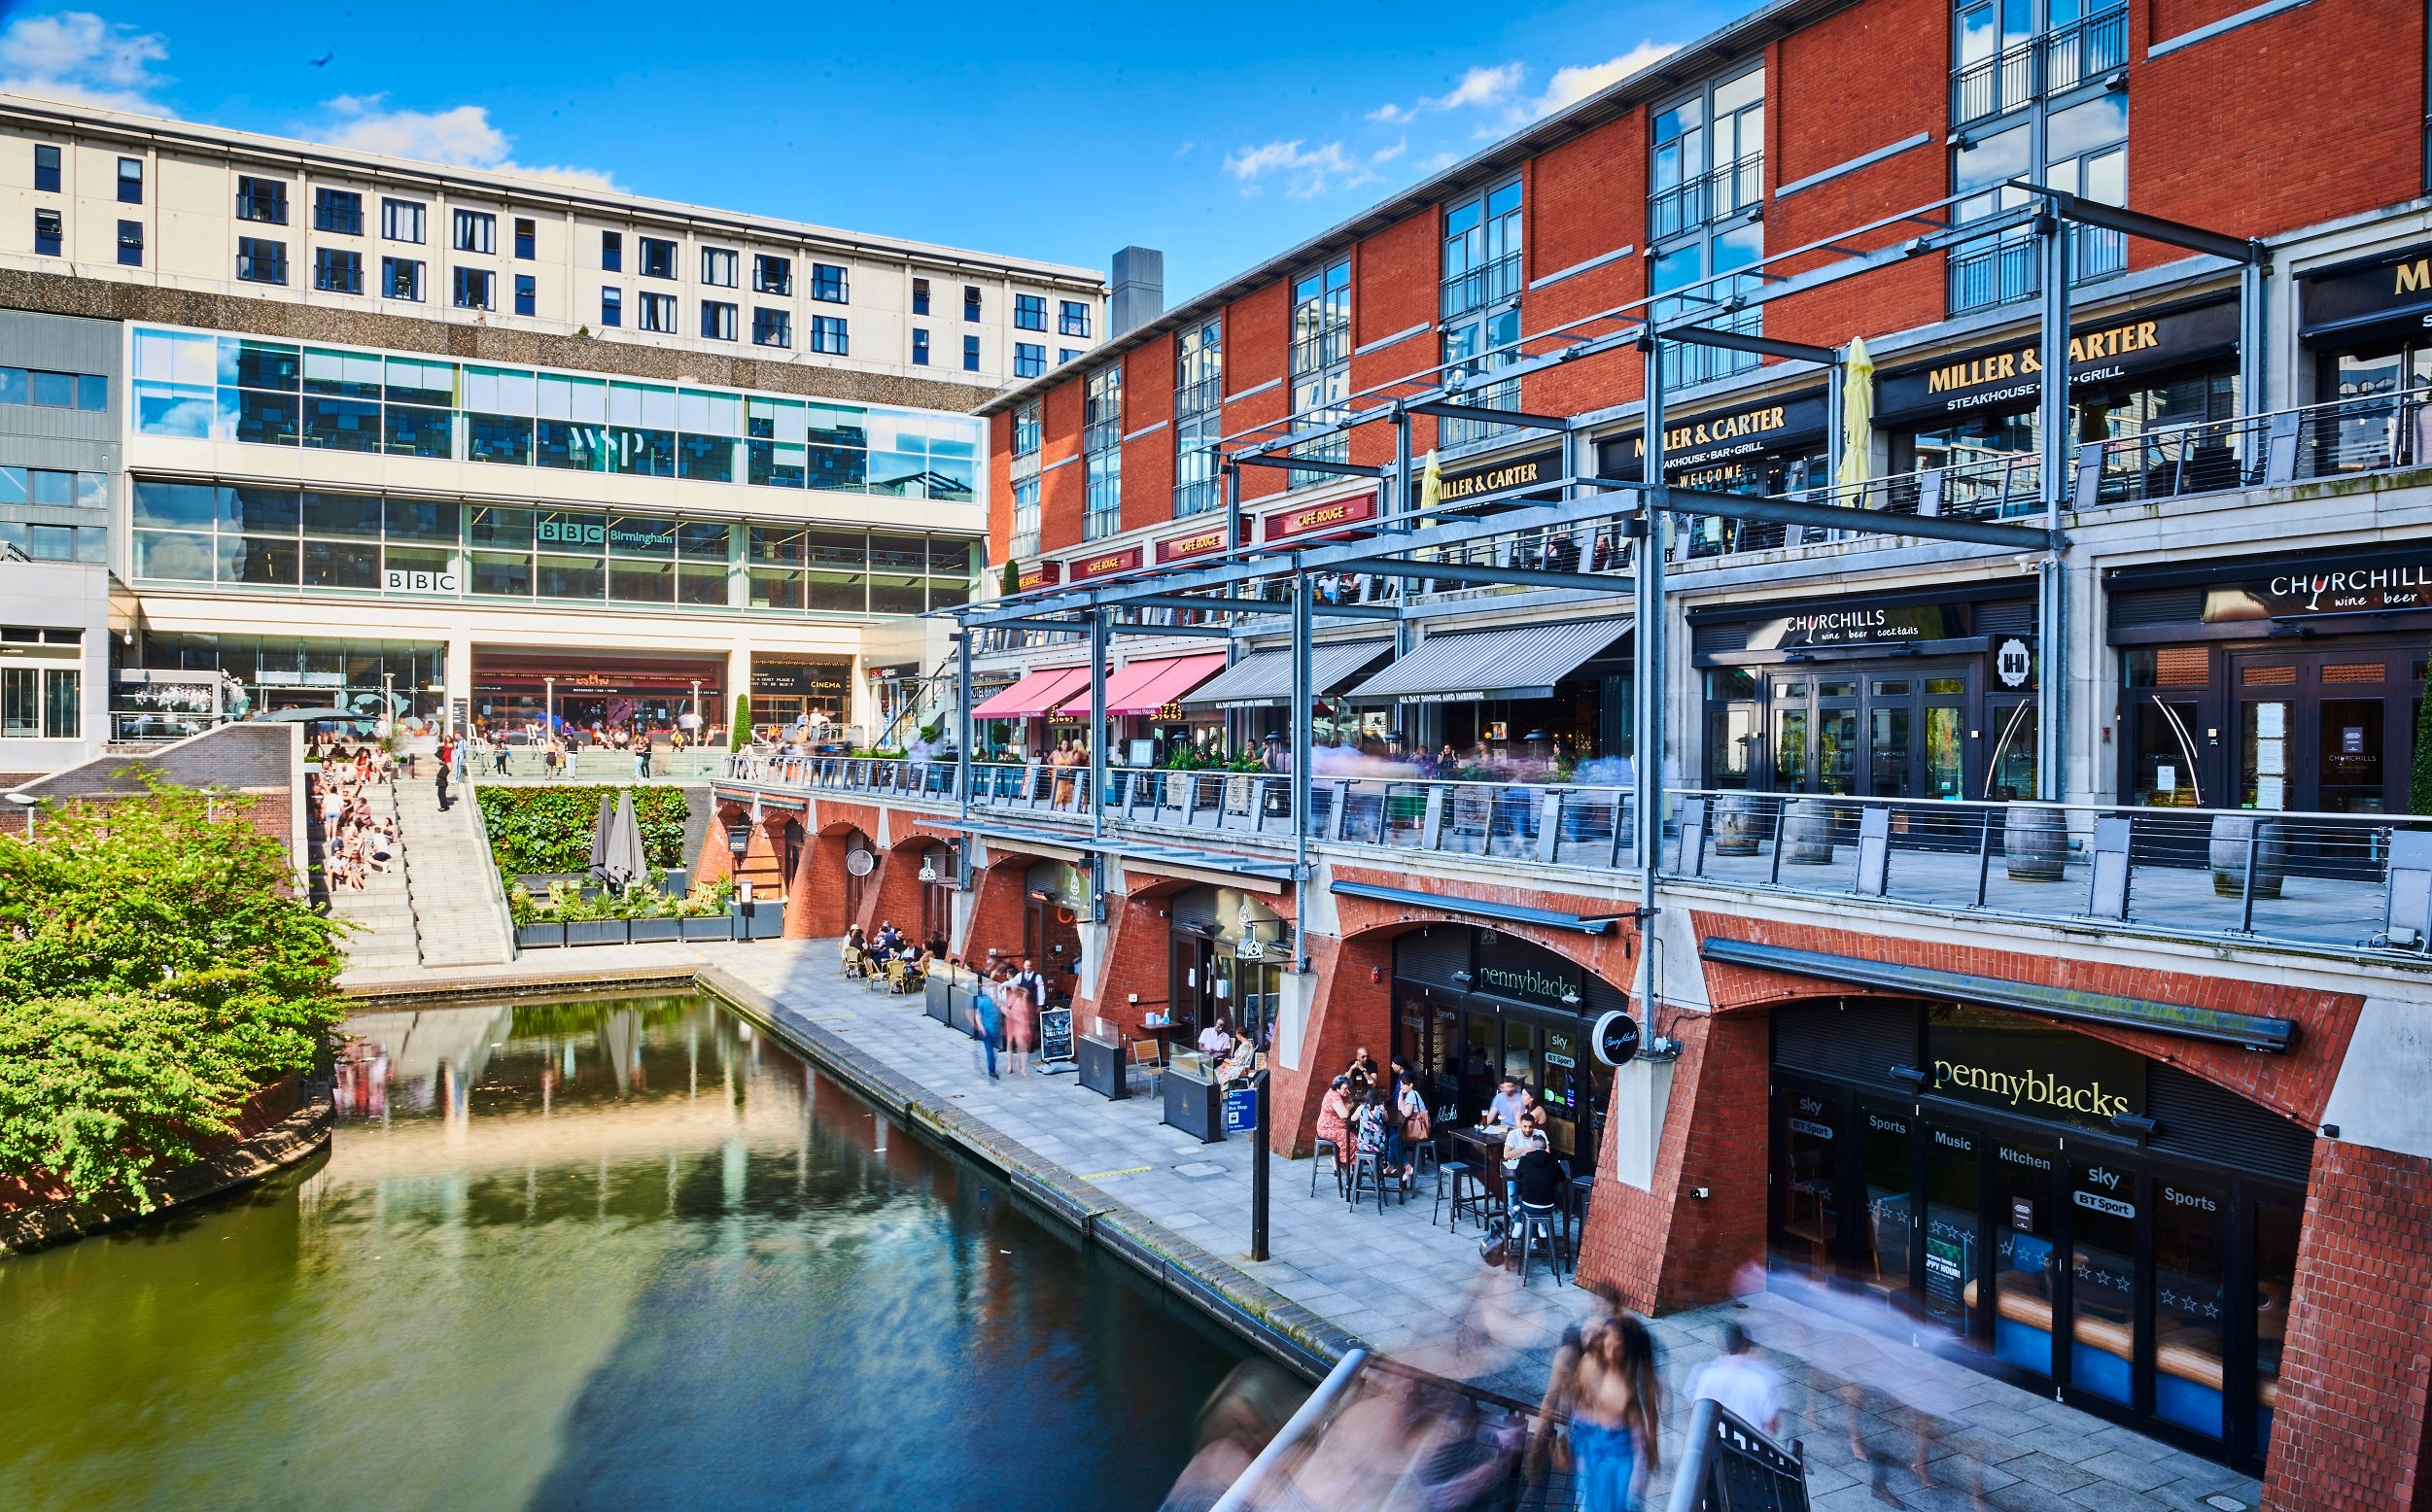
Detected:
left=2202, top=556, right=2432, bottom=621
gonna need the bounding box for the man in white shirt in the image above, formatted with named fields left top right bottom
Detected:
left=1198, top=1017, right=1234, bottom=1057
left=1687, top=1323, right=1784, bottom=1439
left=1486, top=1078, right=1529, bottom=1129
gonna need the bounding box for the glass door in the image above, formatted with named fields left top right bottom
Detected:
left=1775, top=1082, right=1845, bottom=1277
left=1771, top=675, right=1810, bottom=794
left=1540, top=1023, right=1585, bottom=1161
left=2233, top=657, right=2299, bottom=812
left=2067, top=1155, right=2138, bottom=1406
left=1815, top=679, right=1859, bottom=795
left=1866, top=680, right=1914, bottom=797
left=1923, top=1124, right=1982, bottom=1339
left=1991, top=1139, right=2060, bottom=1378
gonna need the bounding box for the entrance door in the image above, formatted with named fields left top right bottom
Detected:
left=1990, top=1139, right=2061, bottom=1379
left=1024, top=893, right=1081, bottom=1005
left=1864, top=671, right=1971, bottom=801
left=1171, top=932, right=1216, bottom=1038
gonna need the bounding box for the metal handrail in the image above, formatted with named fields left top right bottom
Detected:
left=1951, top=6, right=2129, bottom=127
left=1649, top=154, right=1764, bottom=240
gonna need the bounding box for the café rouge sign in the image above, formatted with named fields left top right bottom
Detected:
left=1926, top=318, right=2164, bottom=394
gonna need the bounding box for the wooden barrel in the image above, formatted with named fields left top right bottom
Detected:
left=2208, top=814, right=2287, bottom=899
left=2003, top=804, right=2067, bottom=881
left=1782, top=799, right=1836, bottom=865
left=1713, top=792, right=1765, bottom=857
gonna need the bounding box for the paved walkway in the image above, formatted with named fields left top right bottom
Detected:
left=334, top=934, right=2268, bottom=1508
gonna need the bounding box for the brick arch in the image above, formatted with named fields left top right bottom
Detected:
left=1692, top=911, right=2365, bottom=1129
left=793, top=823, right=876, bottom=938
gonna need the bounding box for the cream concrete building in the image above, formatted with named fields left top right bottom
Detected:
left=0, top=92, right=1107, bottom=770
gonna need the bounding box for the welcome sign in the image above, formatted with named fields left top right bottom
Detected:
left=1926, top=1005, right=2144, bottom=1133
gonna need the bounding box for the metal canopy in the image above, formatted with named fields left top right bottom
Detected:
left=1330, top=879, right=1634, bottom=936
left=1346, top=616, right=1632, bottom=704
left=1180, top=639, right=1397, bottom=709
left=1697, top=938, right=2297, bottom=1051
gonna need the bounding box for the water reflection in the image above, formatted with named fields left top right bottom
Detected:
left=0, top=994, right=1247, bottom=1511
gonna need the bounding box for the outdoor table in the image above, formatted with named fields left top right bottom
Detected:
left=1449, top=1125, right=1511, bottom=1200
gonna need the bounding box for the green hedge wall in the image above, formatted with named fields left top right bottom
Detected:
left=476, top=785, right=690, bottom=875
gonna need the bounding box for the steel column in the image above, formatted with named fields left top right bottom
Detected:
left=1633, top=337, right=1667, bottom=1025
left=1292, top=568, right=1314, bottom=917
left=2036, top=216, right=2070, bottom=803
left=956, top=625, right=973, bottom=819
left=1088, top=608, right=1107, bottom=836
left=2240, top=252, right=2269, bottom=416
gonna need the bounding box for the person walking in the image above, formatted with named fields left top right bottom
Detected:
left=434, top=735, right=454, bottom=811
left=636, top=729, right=654, bottom=780
left=1569, top=1316, right=1662, bottom=1512
left=493, top=738, right=511, bottom=776
left=542, top=737, right=562, bottom=782
left=1686, top=1322, right=1784, bottom=1439
left=971, top=968, right=1005, bottom=1081
left=1001, top=966, right=1038, bottom=1080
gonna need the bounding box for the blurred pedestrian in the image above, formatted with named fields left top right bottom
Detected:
left=1571, top=1314, right=1661, bottom=1511
left=1688, top=1322, right=1783, bottom=1439
left=971, top=967, right=1003, bottom=1081
left=1002, top=964, right=1038, bottom=1079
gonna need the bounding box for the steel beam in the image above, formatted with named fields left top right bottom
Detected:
left=2006, top=182, right=2260, bottom=265
left=1358, top=557, right=1634, bottom=595
left=1233, top=453, right=1386, bottom=479
left=1404, top=398, right=1574, bottom=432
left=1663, top=484, right=2059, bottom=550
left=1660, top=326, right=1838, bottom=364
left=1121, top=593, right=1399, bottom=621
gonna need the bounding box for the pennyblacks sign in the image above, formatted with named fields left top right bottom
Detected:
left=1925, top=1006, right=2144, bottom=1134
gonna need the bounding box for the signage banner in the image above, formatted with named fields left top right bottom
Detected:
left=1474, top=928, right=1585, bottom=1013
left=1068, top=546, right=1142, bottom=581
left=2201, top=553, right=2432, bottom=622
left=1264, top=490, right=1378, bottom=542
left=1874, top=300, right=2239, bottom=425
left=1925, top=1005, right=2144, bottom=1134
left=1597, top=390, right=1829, bottom=480
left=2300, top=240, right=2432, bottom=343
left=1015, top=560, right=1062, bottom=592
left=1743, top=602, right=1956, bottom=651
left=1158, top=521, right=1234, bottom=563
left=1436, top=448, right=1564, bottom=509
left=750, top=659, right=851, bottom=700
left=384, top=567, right=460, bottom=594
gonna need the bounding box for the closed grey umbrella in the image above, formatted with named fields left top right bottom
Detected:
left=586, top=790, right=616, bottom=884
left=605, top=789, right=647, bottom=889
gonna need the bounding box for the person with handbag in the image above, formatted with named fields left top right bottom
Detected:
left=1393, top=1070, right=1431, bottom=1188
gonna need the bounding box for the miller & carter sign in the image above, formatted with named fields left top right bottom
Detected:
left=1874, top=299, right=2239, bottom=424
left=1436, top=447, right=1565, bottom=507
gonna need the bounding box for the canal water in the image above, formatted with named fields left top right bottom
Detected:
left=0, top=994, right=1264, bottom=1511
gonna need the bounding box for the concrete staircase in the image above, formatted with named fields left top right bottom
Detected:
left=309, top=782, right=421, bottom=974
left=392, top=777, right=514, bottom=969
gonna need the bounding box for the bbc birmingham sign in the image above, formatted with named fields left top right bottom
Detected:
left=385, top=567, right=460, bottom=593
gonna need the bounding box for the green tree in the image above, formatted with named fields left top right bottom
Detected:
left=731, top=693, right=751, bottom=750
left=0, top=773, right=345, bottom=1206
left=1000, top=560, right=1021, bottom=598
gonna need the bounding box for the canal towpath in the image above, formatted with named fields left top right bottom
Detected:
left=346, top=936, right=2266, bottom=1512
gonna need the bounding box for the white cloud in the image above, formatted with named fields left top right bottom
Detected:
left=1531, top=41, right=1679, bottom=119
left=312, top=94, right=621, bottom=191
left=1223, top=139, right=1378, bottom=200
left=1370, top=138, right=1407, bottom=165
left=0, top=11, right=170, bottom=114
left=1368, top=60, right=1525, bottom=127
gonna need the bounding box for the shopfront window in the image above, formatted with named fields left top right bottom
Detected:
left=1991, top=1140, right=2059, bottom=1377
left=1859, top=1099, right=1914, bottom=1303
left=2070, top=1155, right=2137, bottom=1404
left=1924, top=1125, right=1981, bottom=1337
left=2153, top=1176, right=2229, bottom=1438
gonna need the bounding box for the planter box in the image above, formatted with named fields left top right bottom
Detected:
left=515, top=921, right=566, bottom=948
left=628, top=917, right=683, bottom=943
left=679, top=913, right=734, bottom=942
left=565, top=919, right=628, bottom=947
left=737, top=900, right=785, bottom=941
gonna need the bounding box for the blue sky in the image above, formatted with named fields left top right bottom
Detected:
left=0, top=0, right=1753, bottom=298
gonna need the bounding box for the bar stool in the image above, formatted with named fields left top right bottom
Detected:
left=1444, top=1162, right=1498, bottom=1232
left=1565, top=1171, right=1595, bottom=1249
left=1310, top=1138, right=1345, bottom=1198
left=1344, top=1151, right=1391, bottom=1213
left=1513, top=1201, right=1568, bottom=1286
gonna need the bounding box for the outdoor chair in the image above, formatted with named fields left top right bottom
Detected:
left=1443, top=1161, right=1499, bottom=1233
left=1128, top=1037, right=1164, bottom=1097
left=886, top=961, right=915, bottom=994
left=1344, top=1151, right=1393, bottom=1214
left=842, top=948, right=869, bottom=979
left=1310, top=1137, right=1346, bottom=1198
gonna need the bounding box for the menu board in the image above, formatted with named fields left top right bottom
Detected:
left=1037, top=1007, right=1074, bottom=1064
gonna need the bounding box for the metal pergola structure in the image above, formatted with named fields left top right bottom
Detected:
left=944, top=187, right=2269, bottom=991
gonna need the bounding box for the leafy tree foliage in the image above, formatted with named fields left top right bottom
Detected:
left=474, top=785, right=688, bottom=876
left=0, top=774, right=345, bottom=1207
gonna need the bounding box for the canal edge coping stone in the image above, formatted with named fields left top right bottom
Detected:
left=697, top=964, right=1361, bottom=1384
left=0, top=1095, right=334, bottom=1255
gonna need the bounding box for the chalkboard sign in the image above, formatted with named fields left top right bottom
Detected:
left=1037, top=1007, right=1075, bottom=1063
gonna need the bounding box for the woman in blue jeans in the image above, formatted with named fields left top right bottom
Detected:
left=970, top=971, right=1003, bottom=1081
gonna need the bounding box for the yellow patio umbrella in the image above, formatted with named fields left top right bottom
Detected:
left=1836, top=335, right=1875, bottom=490
left=1416, top=448, right=1442, bottom=519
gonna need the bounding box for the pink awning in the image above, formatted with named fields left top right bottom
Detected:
left=1056, top=655, right=1229, bottom=719
left=971, top=666, right=1092, bottom=721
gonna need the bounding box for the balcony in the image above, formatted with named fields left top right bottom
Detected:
left=1441, top=253, right=1523, bottom=322
left=1952, top=6, right=2129, bottom=129
left=718, top=753, right=2432, bottom=962
left=1648, top=154, right=1763, bottom=243
left=1948, top=220, right=2126, bottom=316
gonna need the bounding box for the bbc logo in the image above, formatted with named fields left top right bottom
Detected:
left=385, top=569, right=460, bottom=593
left=539, top=519, right=607, bottom=545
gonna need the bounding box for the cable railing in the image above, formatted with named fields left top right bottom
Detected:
left=2072, top=388, right=2432, bottom=508
left=1951, top=6, right=2130, bottom=127
left=1649, top=154, right=1764, bottom=241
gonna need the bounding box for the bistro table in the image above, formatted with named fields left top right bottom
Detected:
left=1447, top=1126, right=1512, bottom=1227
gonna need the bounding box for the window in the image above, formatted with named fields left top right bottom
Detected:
left=1440, top=180, right=1524, bottom=448
left=1014, top=342, right=1045, bottom=378
left=1648, top=69, right=1766, bottom=387
left=753, top=307, right=791, bottom=347
left=453, top=209, right=496, bottom=255
left=0, top=368, right=108, bottom=411
left=962, top=333, right=981, bottom=372
left=810, top=315, right=849, bottom=355
left=753, top=255, right=790, bottom=294
left=117, top=156, right=142, bottom=205
left=0, top=667, right=79, bottom=739
left=1083, top=363, right=1123, bottom=539
left=314, top=246, right=362, bottom=293
left=382, top=257, right=425, bottom=301
left=963, top=285, right=982, bottom=322
left=514, top=218, right=536, bottom=258
left=702, top=246, right=738, bottom=288
left=1174, top=318, right=1223, bottom=516
left=702, top=299, right=738, bottom=340
left=811, top=262, right=848, bottom=302
left=314, top=188, right=363, bottom=235
left=1060, top=349, right=1083, bottom=365
left=1011, top=476, right=1041, bottom=559
left=452, top=266, right=494, bottom=310
left=912, top=328, right=930, bottom=365
left=32, top=144, right=58, bottom=193
left=381, top=198, right=426, bottom=243
left=601, top=230, right=622, bottom=271
left=32, top=210, right=58, bottom=258
left=1060, top=300, right=1091, bottom=338
left=1954, top=0, right=2129, bottom=126
left=639, top=236, right=676, bottom=279
left=1013, top=401, right=1041, bottom=459
left=912, top=277, right=930, bottom=315
left=1014, top=293, right=1046, bottom=330
left=117, top=219, right=143, bottom=268
left=1288, top=258, right=1350, bottom=485
left=1949, top=92, right=2127, bottom=314
left=601, top=287, right=623, bottom=326
left=237, top=237, right=288, bottom=285
left=639, top=292, right=677, bottom=332
left=235, top=176, right=288, bottom=224
left=514, top=274, right=536, bottom=317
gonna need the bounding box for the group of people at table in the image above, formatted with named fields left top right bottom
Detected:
left=1315, top=1058, right=1569, bottom=1230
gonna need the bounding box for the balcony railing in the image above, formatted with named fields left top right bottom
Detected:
left=1441, top=253, right=1524, bottom=321
left=1649, top=154, right=1763, bottom=242
left=1948, top=221, right=2126, bottom=316
left=2072, top=390, right=2432, bottom=507
left=1951, top=6, right=2129, bottom=127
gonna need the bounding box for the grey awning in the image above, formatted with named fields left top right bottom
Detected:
left=1179, top=640, right=1396, bottom=710
left=1345, top=617, right=1632, bottom=704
